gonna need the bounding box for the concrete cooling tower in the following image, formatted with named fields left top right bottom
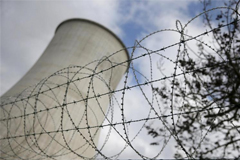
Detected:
left=0, top=19, right=129, bottom=159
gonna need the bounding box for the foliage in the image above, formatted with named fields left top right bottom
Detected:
left=146, top=0, right=240, bottom=158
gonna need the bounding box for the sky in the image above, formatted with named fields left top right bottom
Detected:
left=0, top=0, right=226, bottom=159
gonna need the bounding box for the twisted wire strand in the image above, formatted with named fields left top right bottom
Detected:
left=1, top=4, right=239, bottom=159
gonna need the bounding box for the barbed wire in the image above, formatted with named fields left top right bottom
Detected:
left=1, top=3, right=240, bottom=160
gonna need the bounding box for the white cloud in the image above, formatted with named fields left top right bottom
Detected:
left=0, top=0, right=123, bottom=96
left=1, top=0, right=222, bottom=159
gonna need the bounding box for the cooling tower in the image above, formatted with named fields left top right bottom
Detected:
left=0, top=19, right=129, bottom=159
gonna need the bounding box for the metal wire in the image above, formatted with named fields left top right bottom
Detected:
left=1, top=4, right=240, bottom=160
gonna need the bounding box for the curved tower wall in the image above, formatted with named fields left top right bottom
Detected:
left=0, top=19, right=129, bottom=159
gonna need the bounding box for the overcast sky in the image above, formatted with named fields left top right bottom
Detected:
left=1, top=0, right=225, bottom=159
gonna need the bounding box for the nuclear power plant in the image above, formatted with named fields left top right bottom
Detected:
left=0, top=19, right=129, bottom=159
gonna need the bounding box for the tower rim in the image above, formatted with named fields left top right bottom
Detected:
left=55, top=18, right=130, bottom=71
